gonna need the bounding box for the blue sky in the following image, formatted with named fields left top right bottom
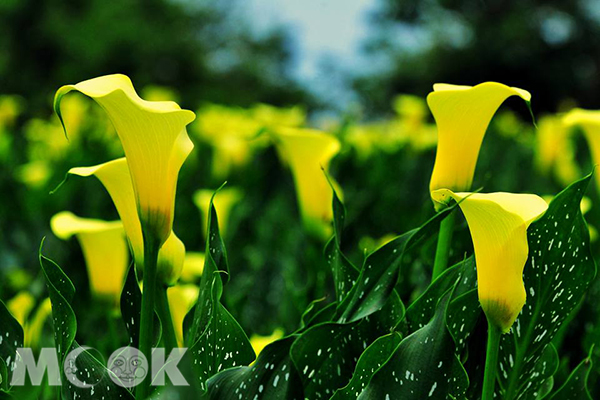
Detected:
left=243, top=0, right=381, bottom=107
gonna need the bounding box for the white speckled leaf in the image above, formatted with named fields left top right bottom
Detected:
left=331, top=332, right=403, bottom=400
left=500, top=174, right=596, bottom=400
left=291, top=294, right=404, bottom=400
left=185, top=197, right=255, bottom=392
left=337, top=206, right=456, bottom=324
left=357, top=291, right=468, bottom=399
left=206, top=336, right=303, bottom=400
left=39, top=248, right=133, bottom=399
left=0, top=301, right=23, bottom=391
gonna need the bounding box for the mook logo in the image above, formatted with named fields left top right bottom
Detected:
left=10, top=346, right=188, bottom=388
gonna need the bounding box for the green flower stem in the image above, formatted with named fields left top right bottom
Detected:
left=156, top=285, right=178, bottom=357
left=136, top=233, right=160, bottom=400
left=432, top=209, right=456, bottom=280
left=482, top=319, right=501, bottom=400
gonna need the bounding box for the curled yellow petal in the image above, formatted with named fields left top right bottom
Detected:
left=167, top=284, right=198, bottom=347
left=431, top=189, right=548, bottom=332
left=69, top=158, right=187, bottom=284
left=428, top=82, right=531, bottom=207
left=193, top=188, right=243, bottom=238
left=270, top=126, right=341, bottom=239
left=54, top=74, right=195, bottom=243
left=250, top=328, right=284, bottom=357
left=50, top=211, right=128, bottom=306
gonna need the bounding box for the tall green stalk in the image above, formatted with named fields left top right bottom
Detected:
left=482, top=319, right=501, bottom=400
left=156, top=285, right=178, bottom=357
left=136, top=233, right=160, bottom=400
left=432, top=209, right=456, bottom=280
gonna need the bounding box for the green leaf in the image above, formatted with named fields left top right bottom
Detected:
left=39, top=244, right=133, bottom=399
left=299, top=299, right=337, bottom=330
left=206, top=336, right=304, bottom=400
left=331, top=332, right=403, bottom=400
left=290, top=294, right=404, bottom=399
left=325, top=187, right=360, bottom=303
left=548, top=351, right=593, bottom=400
left=336, top=205, right=455, bottom=324
left=0, top=300, right=24, bottom=390
left=185, top=197, right=255, bottom=391
left=501, top=174, right=597, bottom=400
left=405, top=257, right=472, bottom=333
left=358, top=291, right=468, bottom=399
left=187, top=271, right=255, bottom=391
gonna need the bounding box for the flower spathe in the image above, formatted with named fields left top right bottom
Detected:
left=563, top=108, right=600, bottom=190
left=167, top=284, right=198, bottom=347
left=428, top=82, right=531, bottom=209
left=194, top=187, right=242, bottom=239
left=270, top=126, right=341, bottom=239
left=7, top=293, right=52, bottom=349
left=50, top=211, right=128, bottom=305
left=54, top=74, right=195, bottom=244
left=69, top=157, right=186, bottom=285
left=431, top=189, right=548, bottom=332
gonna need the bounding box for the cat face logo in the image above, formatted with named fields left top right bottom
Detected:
left=108, top=347, right=148, bottom=388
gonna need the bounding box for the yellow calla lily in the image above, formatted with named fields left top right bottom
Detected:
left=180, top=252, right=205, bottom=283
left=270, top=126, right=341, bottom=239
left=431, top=189, right=548, bottom=332
left=167, top=284, right=198, bottom=347
left=7, top=291, right=35, bottom=327
left=25, top=298, right=52, bottom=349
left=69, top=158, right=186, bottom=285
left=50, top=211, right=128, bottom=305
left=535, top=115, right=579, bottom=186
left=54, top=74, right=195, bottom=244
left=193, top=188, right=242, bottom=238
left=250, top=328, right=284, bottom=357
left=7, top=294, right=52, bottom=349
left=428, top=82, right=531, bottom=208
left=563, top=108, right=600, bottom=190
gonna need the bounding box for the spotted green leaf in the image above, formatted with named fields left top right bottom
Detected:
left=290, top=294, right=404, bottom=399
left=39, top=245, right=133, bottom=399
left=336, top=205, right=456, bottom=324
left=185, top=196, right=255, bottom=391
left=357, top=291, right=468, bottom=399
left=331, top=332, right=403, bottom=400
left=500, top=174, right=597, bottom=400
left=206, top=336, right=304, bottom=400
left=0, top=301, right=23, bottom=391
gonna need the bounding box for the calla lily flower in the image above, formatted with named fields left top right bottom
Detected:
left=51, top=211, right=129, bottom=305
left=7, top=291, right=35, bottom=326
left=194, top=188, right=242, bottom=239
left=69, top=157, right=186, bottom=285
left=535, top=115, right=579, bottom=186
left=180, top=252, right=205, bottom=283
left=7, top=293, right=52, bottom=349
left=167, top=284, right=198, bottom=347
left=563, top=108, right=600, bottom=189
left=270, top=126, right=341, bottom=239
left=428, top=82, right=531, bottom=208
left=431, top=190, right=548, bottom=332
left=54, top=74, right=195, bottom=244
